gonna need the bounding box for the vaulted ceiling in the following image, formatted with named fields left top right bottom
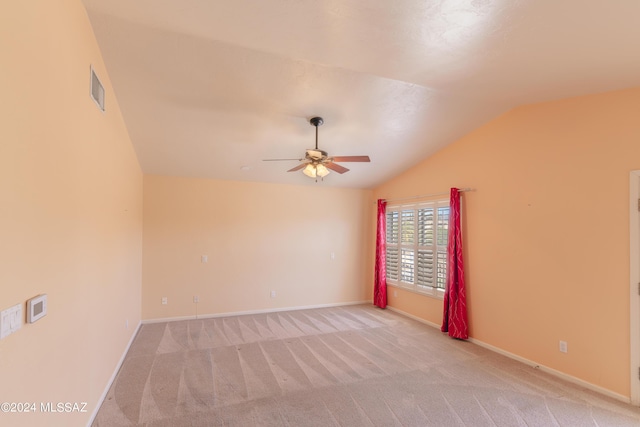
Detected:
left=82, top=0, right=640, bottom=188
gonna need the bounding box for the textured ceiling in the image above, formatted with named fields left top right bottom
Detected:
left=82, top=0, right=640, bottom=188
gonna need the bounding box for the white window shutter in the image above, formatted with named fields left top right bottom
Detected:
left=417, top=249, right=434, bottom=287
left=386, top=211, right=399, bottom=244
left=384, top=200, right=451, bottom=295
left=401, top=248, right=415, bottom=283
left=386, top=247, right=399, bottom=281
left=401, top=210, right=414, bottom=244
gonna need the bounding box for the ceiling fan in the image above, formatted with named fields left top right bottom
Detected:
left=263, top=117, right=370, bottom=180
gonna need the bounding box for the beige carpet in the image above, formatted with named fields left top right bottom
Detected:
left=93, top=305, right=640, bottom=426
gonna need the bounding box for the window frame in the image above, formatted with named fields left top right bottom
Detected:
left=385, top=199, right=450, bottom=299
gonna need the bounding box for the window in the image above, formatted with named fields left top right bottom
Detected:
left=386, top=200, right=450, bottom=297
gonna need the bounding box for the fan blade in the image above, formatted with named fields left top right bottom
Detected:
left=287, top=163, right=307, bottom=172
left=263, top=158, right=303, bottom=161
left=325, top=162, right=350, bottom=174
left=329, top=155, right=370, bottom=162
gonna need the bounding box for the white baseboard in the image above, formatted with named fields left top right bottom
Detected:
left=386, top=306, right=630, bottom=404
left=141, top=300, right=371, bottom=324
left=386, top=305, right=442, bottom=329
left=87, top=321, right=142, bottom=427
left=468, top=337, right=630, bottom=404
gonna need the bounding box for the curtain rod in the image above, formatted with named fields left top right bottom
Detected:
left=380, top=187, right=473, bottom=204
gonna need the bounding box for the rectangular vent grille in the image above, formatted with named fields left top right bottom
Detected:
left=90, top=66, right=105, bottom=111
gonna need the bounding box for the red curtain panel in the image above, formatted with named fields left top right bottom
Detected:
left=374, top=199, right=387, bottom=308
left=441, top=188, right=468, bottom=339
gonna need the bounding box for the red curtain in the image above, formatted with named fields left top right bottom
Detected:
left=441, top=188, right=468, bottom=339
left=374, top=199, right=387, bottom=308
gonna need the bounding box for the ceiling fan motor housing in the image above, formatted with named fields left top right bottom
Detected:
left=306, top=149, right=328, bottom=161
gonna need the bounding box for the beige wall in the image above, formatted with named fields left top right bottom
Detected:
left=142, top=175, right=372, bottom=320
left=374, top=87, right=640, bottom=398
left=0, top=1, right=143, bottom=426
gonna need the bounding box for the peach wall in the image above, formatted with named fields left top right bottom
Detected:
left=142, top=175, right=372, bottom=320
left=0, top=1, right=142, bottom=426
left=374, top=87, right=640, bottom=398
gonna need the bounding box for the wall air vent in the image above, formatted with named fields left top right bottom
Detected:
left=90, top=66, right=105, bottom=111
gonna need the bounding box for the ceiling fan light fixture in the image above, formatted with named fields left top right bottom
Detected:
left=262, top=116, right=370, bottom=180
left=316, top=164, right=330, bottom=177
left=303, top=163, right=317, bottom=178
left=302, top=163, right=330, bottom=179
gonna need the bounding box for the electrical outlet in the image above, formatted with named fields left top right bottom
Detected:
left=193, top=296, right=200, bottom=303
left=161, top=297, right=168, bottom=305
left=559, top=340, right=568, bottom=353
left=270, top=290, right=276, bottom=298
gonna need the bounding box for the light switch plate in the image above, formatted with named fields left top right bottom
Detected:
left=0, top=303, right=23, bottom=339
